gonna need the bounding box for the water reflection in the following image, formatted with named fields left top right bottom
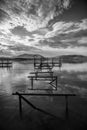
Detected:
left=0, top=62, right=87, bottom=97
left=53, top=62, right=87, bottom=72
left=0, top=62, right=33, bottom=94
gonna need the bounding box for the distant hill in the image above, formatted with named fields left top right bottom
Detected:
left=0, top=54, right=87, bottom=63
left=59, top=55, right=87, bottom=63
left=14, top=53, right=44, bottom=60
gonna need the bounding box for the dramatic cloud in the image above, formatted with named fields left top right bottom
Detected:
left=45, top=19, right=87, bottom=38
left=78, top=37, right=87, bottom=44
left=0, top=0, right=71, bottom=32
left=0, top=0, right=87, bottom=56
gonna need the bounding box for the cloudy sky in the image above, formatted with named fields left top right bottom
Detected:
left=0, top=0, right=87, bottom=57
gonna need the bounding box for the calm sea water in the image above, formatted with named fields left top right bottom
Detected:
left=0, top=61, right=87, bottom=97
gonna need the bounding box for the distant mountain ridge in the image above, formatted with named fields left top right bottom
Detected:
left=59, top=55, right=87, bottom=63
left=14, top=54, right=87, bottom=63
left=0, top=54, right=87, bottom=63
left=14, top=53, right=44, bottom=60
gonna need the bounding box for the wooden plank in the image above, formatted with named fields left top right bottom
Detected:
left=28, top=76, right=57, bottom=78
left=13, top=92, right=76, bottom=96
left=19, top=95, right=22, bottom=119
left=28, top=88, right=57, bottom=90
left=30, top=71, right=53, bottom=74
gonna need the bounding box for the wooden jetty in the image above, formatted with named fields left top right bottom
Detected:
left=33, top=56, right=62, bottom=71
left=28, top=75, right=57, bottom=90
left=27, top=56, right=62, bottom=90
left=11, top=56, right=87, bottom=130
left=0, top=58, right=12, bottom=68
left=13, top=92, right=76, bottom=119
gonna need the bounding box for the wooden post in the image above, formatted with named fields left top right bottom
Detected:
left=59, top=57, right=62, bottom=71
left=34, top=57, right=35, bottom=70
left=2, top=59, right=3, bottom=67
left=19, top=95, right=22, bottom=119
left=65, top=95, right=69, bottom=119
left=41, top=57, right=42, bottom=69
left=50, top=72, right=53, bottom=80
left=47, top=58, right=48, bottom=66
left=35, top=72, right=38, bottom=80
left=7, top=60, right=8, bottom=68
left=56, top=76, right=57, bottom=90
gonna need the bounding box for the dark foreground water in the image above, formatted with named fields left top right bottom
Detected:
left=0, top=61, right=87, bottom=130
